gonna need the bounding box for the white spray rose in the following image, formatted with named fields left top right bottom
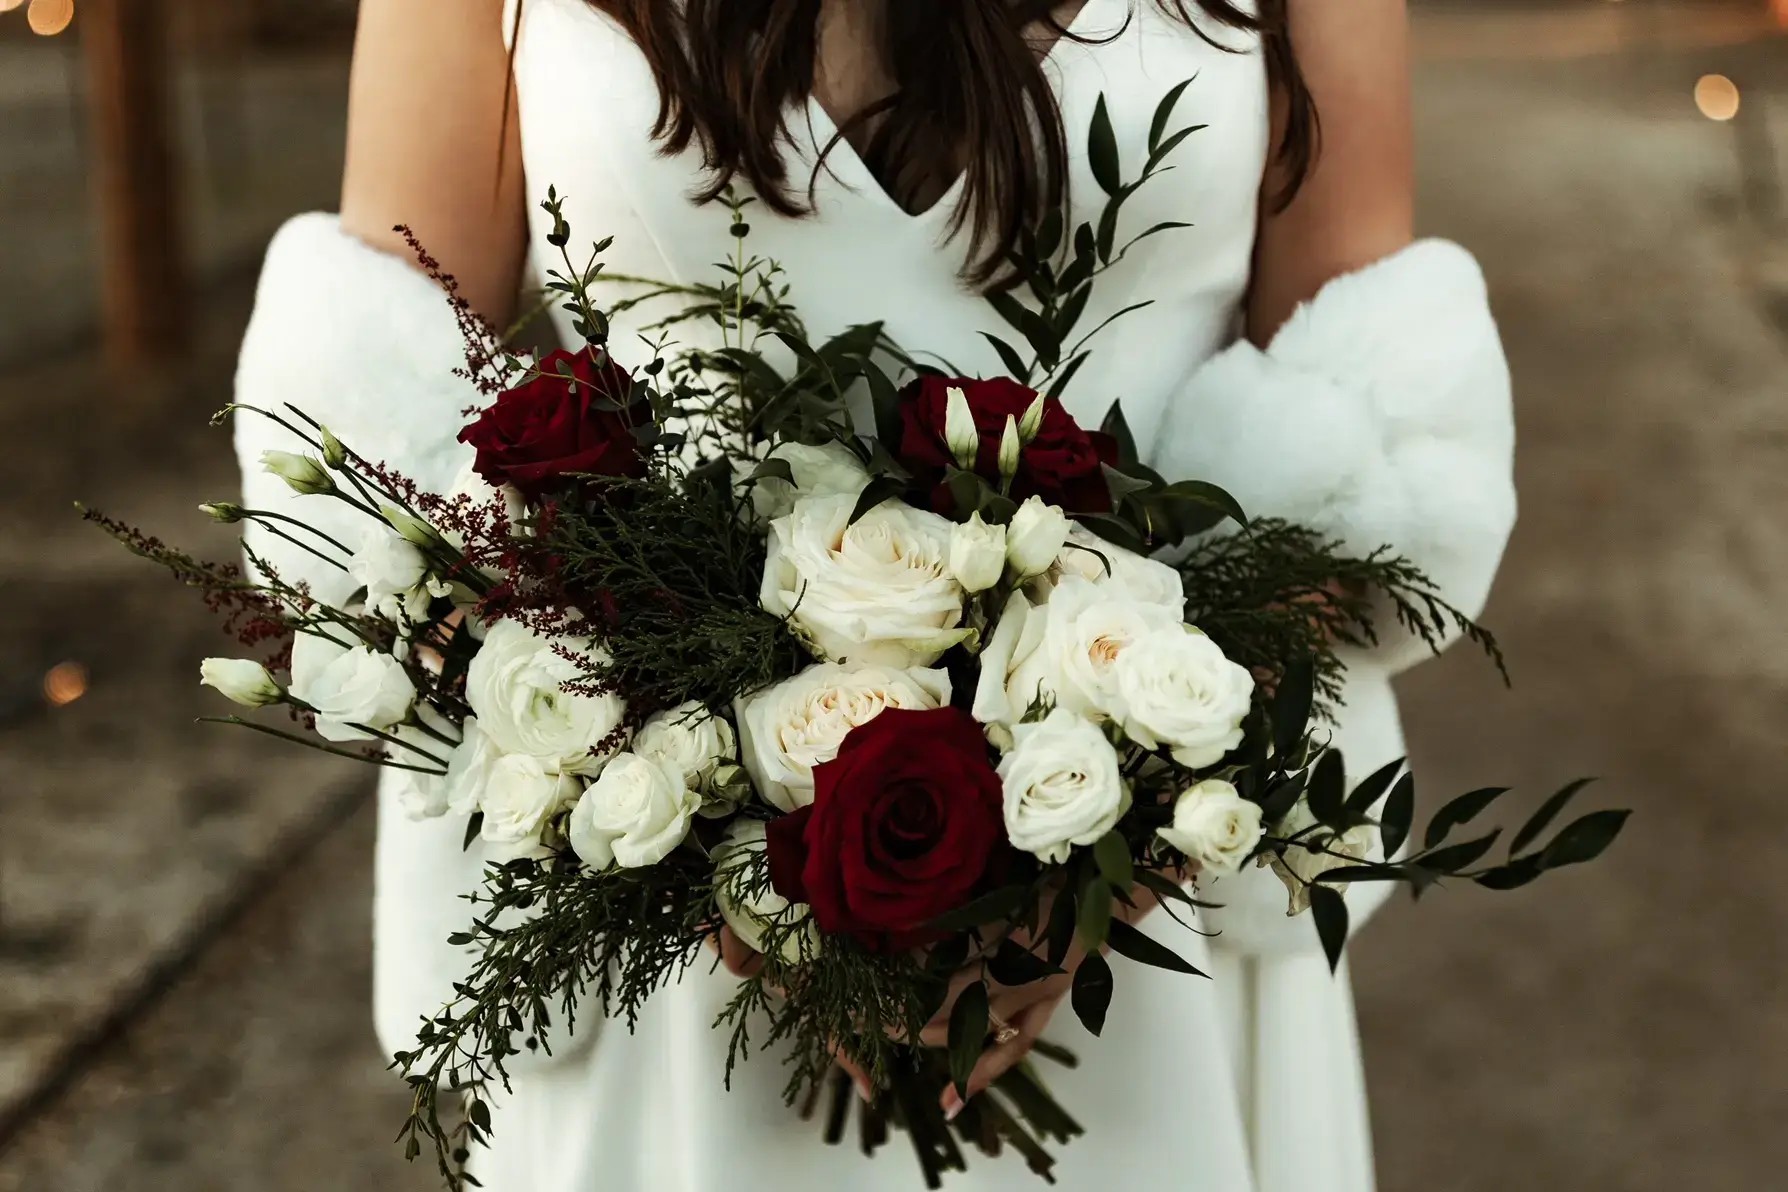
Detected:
left=997, top=707, right=1130, bottom=864
left=479, top=752, right=581, bottom=845
left=738, top=662, right=951, bottom=811
left=1113, top=626, right=1254, bottom=767
left=632, top=702, right=737, bottom=787
left=970, top=589, right=1046, bottom=727
left=442, top=716, right=504, bottom=816
left=348, top=525, right=452, bottom=622
left=949, top=512, right=1008, bottom=593
left=1268, top=800, right=1376, bottom=915
left=289, top=631, right=415, bottom=742
left=1157, top=779, right=1263, bottom=876
left=199, top=658, right=282, bottom=708
left=464, top=619, right=626, bottom=774
left=739, top=441, right=870, bottom=522
left=760, top=492, right=968, bottom=667
left=1004, top=576, right=1182, bottom=725
left=568, top=753, right=700, bottom=869
left=1005, top=496, right=1071, bottom=579
left=714, top=820, right=820, bottom=965
left=1055, top=522, right=1186, bottom=616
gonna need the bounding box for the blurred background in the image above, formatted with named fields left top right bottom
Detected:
left=0, top=1, right=1783, bottom=1189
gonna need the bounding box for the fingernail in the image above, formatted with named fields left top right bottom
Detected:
left=856, top=1078, right=874, bottom=1103
left=944, top=1099, right=963, bottom=1123
left=942, top=1090, right=963, bottom=1122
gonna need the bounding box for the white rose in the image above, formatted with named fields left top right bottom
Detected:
left=1112, top=626, right=1254, bottom=767
left=1268, top=799, right=1375, bottom=915
left=389, top=705, right=458, bottom=821
left=738, top=441, right=870, bottom=522
left=1056, top=522, right=1186, bottom=616
left=442, top=715, right=503, bottom=816
left=465, top=618, right=626, bottom=773
left=948, top=512, right=1008, bottom=594
left=289, top=631, right=415, bottom=742
left=479, top=752, right=581, bottom=845
left=970, top=589, right=1047, bottom=727
left=714, top=820, right=819, bottom=965
left=633, top=701, right=737, bottom=787
left=1005, top=576, right=1182, bottom=724
left=1157, top=779, right=1263, bottom=876
left=567, top=753, right=700, bottom=869
left=348, top=525, right=452, bottom=622
left=997, top=707, right=1130, bottom=864
left=199, top=658, right=282, bottom=708
left=738, top=662, right=951, bottom=811
left=760, top=492, right=968, bottom=667
left=1005, top=496, right=1071, bottom=579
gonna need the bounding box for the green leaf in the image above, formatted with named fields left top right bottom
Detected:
left=1509, top=777, right=1596, bottom=857
left=1132, top=867, right=1214, bottom=911
left=1096, top=199, right=1122, bottom=264
left=1271, top=658, right=1314, bottom=762
left=1422, top=786, right=1510, bottom=850
left=1101, top=464, right=1154, bottom=507
left=746, top=457, right=794, bottom=485
left=1305, top=751, right=1347, bottom=829
left=1420, top=828, right=1503, bottom=874
left=462, top=813, right=484, bottom=853
left=986, top=290, right=1061, bottom=370
left=1145, top=123, right=1206, bottom=173
left=1099, top=401, right=1138, bottom=468
left=1122, top=220, right=1193, bottom=252
left=1538, top=809, right=1630, bottom=870
left=1474, top=856, right=1545, bottom=890
left=1346, top=757, right=1406, bottom=818
left=1257, top=772, right=1307, bottom=824
left=980, top=332, right=1031, bottom=383
left=1087, top=95, right=1120, bottom=195
left=947, top=981, right=991, bottom=1097
left=1148, top=77, right=1196, bottom=152
left=928, top=884, right=1030, bottom=933
left=848, top=476, right=906, bottom=525
left=1308, top=884, right=1350, bottom=974
left=1073, top=512, right=1150, bottom=554
left=468, top=1099, right=492, bottom=1131
left=1035, top=207, right=1064, bottom=260
left=1379, top=773, right=1417, bottom=859
left=1070, top=952, right=1114, bottom=1036
left=1092, top=831, right=1134, bottom=889
left=864, top=362, right=905, bottom=449
left=1043, top=883, right=1079, bottom=968
left=1076, top=878, right=1112, bottom=951
left=1159, top=479, right=1249, bottom=528
left=1053, top=285, right=1092, bottom=343
left=1044, top=351, right=1092, bottom=402
left=988, top=938, right=1061, bottom=986
left=1106, top=919, right=1207, bottom=977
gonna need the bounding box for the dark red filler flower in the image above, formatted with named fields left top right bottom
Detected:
left=766, top=707, right=1010, bottom=953
left=459, top=346, right=646, bottom=499
left=897, top=375, right=1118, bottom=515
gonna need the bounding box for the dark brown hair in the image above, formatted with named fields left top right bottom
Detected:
left=520, top=1, right=1314, bottom=285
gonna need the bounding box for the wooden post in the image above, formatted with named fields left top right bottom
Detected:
left=82, top=0, right=189, bottom=368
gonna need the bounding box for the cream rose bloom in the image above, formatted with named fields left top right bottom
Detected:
left=1157, top=779, right=1264, bottom=876
left=631, top=702, right=737, bottom=787
left=1055, top=522, right=1186, bottom=616
left=997, top=707, right=1129, bottom=863
left=1268, top=799, right=1376, bottom=915
left=738, top=441, right=870, bottom=522
left=759, top=492, right=968, bottom=667
left=713, top=820, right=820, bottom=964
left=464, top=618, right=626, bottom=774
left=738, top=662, right=951, bottom=811
left=568, top=753, right=700, bottom=869
left=289, top=631, right=415, bottom=742
left=1003, top=576, right=1182, bottom=725
left=478, top=753, right=581, bottom=845
left=1112, top=626, right=1254, bottom=767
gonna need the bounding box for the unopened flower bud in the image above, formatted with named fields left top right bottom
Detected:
left=1006, top=495, right=1071, bottom=579
left=944, top=385, right=980, bottom=471
left=949, top=512, right=1008, bottom=593
left=318, top=426, right=350, bottom=470
left=380, top=505, right=446, bottom=551
left=1018, top=393, right=1046, bottom=443
left=199, top=502, right=246, bottom=524
left=997, top=415, right=1022, bottom=484
left=260, top=450, right=334, bottom=496
left=199, top=658, right=283, bottom=708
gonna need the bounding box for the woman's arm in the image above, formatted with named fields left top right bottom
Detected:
left=340, top=0, right=528, bottom=325
left=1248, top=0, right=1414, bottom=343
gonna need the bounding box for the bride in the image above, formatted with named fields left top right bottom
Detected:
left=233, top=2, right=1514, bottom=1189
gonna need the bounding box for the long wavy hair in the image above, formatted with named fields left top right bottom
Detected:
left=514, top=1, right=1314, bottom=285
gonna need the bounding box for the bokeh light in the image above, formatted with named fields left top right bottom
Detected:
left=1694, top=74, right=1741, bottom=122
left=43, top=661, right=89, bottom=708
left=26, top=0, right=74, bottom=37
left=0, top=0, right=27, bottom=15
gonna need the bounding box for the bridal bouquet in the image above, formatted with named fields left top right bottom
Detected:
left=89, top=90, right=1626, bottom=1190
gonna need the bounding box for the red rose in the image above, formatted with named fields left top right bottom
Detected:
left=896, top=375, right=1118, bottom=514
left=458, top=347, right=646, bottom=499
left=765, top=707, right=1009, bottom=952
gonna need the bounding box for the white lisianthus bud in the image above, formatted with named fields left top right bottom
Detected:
left=288, top=631, right=415, bottom=742
left=478, top=753, right=580, bottom=845
left=380, top=505, right=447, bottom=552
left=198, top=501, right=246, bottom=524
left=1017, top=393, right=1046, bottom=443
left=318, top=425, right=350, bottom=470
left=1157, top=779, right=1264, bottom=876
left=568, top=753, right=700, bottom=869
left=714, top=820, right=821, bottom=965
left=997, top=707, right=1130, bottom=864
left=944, top=385, right=980, bottom=470
left=260, top=450, right=334, bottom=496
left=1005, top=496, right=1071, bottom=579
left=997, top=415, right=1022, bottom=484
left=949, top=512, right=1008, bottom=594
left=199, top=658, right=283, bottom=708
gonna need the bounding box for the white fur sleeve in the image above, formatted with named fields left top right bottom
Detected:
left=234, top=214, right=592, bottom=1070
left=1149, top=240, right=1518, bottom=674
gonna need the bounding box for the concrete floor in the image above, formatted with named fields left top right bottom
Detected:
left=1, top=7, right=1785, bottom=1191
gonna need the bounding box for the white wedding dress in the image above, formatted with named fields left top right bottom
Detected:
left=231, top=1, right=1517, bottom=1189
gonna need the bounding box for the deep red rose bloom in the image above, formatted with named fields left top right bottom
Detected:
left=458, top=347, right=646, bottom=499
left=896, top=375, right=1118, bottom=514
left=765, top=707, right=1009, bottom=953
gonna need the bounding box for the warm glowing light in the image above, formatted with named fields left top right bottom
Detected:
left=26, top=0, right=73, bottom=37
left=1695, top=74, right=1741, bottom=122
left=0, top=0, right=28, bottom=15
left=43, top=661, right=89, bottom=708
left=1774, top=0, right=1788, bottom=31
